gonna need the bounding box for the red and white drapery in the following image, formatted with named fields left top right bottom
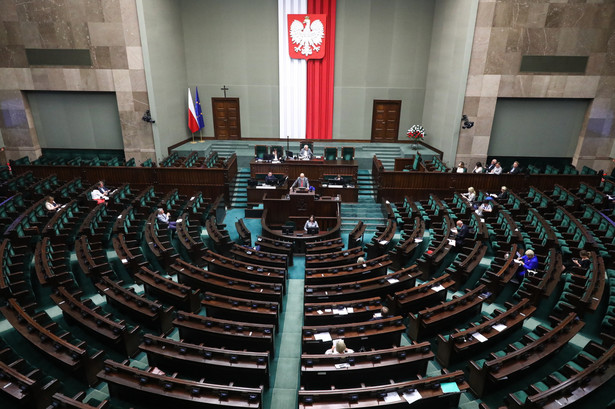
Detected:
left=278, top=0, right=336, bottom=140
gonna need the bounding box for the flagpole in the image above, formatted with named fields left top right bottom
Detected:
left=190, top=132, right=197, bottom=144
left=200, top=128, right=204, bottom=143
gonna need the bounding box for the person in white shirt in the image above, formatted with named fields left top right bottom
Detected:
left=91, top=189, right=108, bottom=203
left=455, top=161, right=467, bottom=173
left=304, top=215, right=319, bottom=232
left=475, top=199, right=493, bottom=217
left=472, top=162, right=483, bottom=173
left=325, top=340, right=354, bottom=354
left=490, top=162, right=503, bottom=175
left=461, top=187, right=476, bottom=203
left=45, top=196, right=61, bottom=212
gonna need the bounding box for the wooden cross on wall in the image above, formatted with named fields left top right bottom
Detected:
left=221, top=85, right=229, bottom=98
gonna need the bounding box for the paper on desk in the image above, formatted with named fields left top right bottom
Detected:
left=448, top=239, right=456, bottom=246
left=383, top=392, right=402, bottom=403
left=471, top=332, right=488, bottom=343
left=314, top=332, right=332, bottom=342
left=335, top=363, right=350, bottom=369
left=347, top=307, right=354, bottom=313
left=324, top=309, right=332, bottom=313
left=414, top=238, right=423, bottom=243
left=379, top=240, right=389, bottom=245
left=333, top=308, right=348, bottom=315
left=441, top=382, right=460, bottom=393
left=316, top=310, right=323, bottom=315
left=431, top=284, right=446, bottom=292
left=372, top=313, right=382, bottom=319
left=492, top=323, right=507, bottom=332
left=387, top=278, right=399, bottom=284
left=121, top=258, right=128, bottom=264
left=403, top=390, right=422, bottom=404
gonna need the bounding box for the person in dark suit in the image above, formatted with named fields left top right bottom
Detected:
left=486, top=159, right=498, bottom=173
left=264, top=171, right=277, bottom=185
left=454, top=220, right=469, bottom=247
left=509, top=161, right=521, bottom=174
left=291, top=172, right=310, bottom=190
left=496, top=186, right=509, bottom=200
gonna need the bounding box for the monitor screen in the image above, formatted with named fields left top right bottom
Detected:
left=282, top=226, right=294, bottom=235
left=265, top=178, right=276, bottom=186
left=307, top=227, right=319, bottom=235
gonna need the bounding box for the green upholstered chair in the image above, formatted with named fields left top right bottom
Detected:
left=341, top=146, right=355, bottom=160
left=255, top=145, right=268, bottom=159
left=324, top=147, right=337, bottom=161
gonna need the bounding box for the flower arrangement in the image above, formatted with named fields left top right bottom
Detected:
left=407, top=125, right=425, bottom=140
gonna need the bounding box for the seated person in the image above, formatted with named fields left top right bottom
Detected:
left=461, top=187, right=476, bottom=203
left=271, top=148, right=280, bottom=162
left=472, top=162, right=483, bottom=173
left=455, top=161, right=467, bottom=173
left=291, top=173, right=310, bottom=190
left=509, top=161, right=521, bottom=174
left=332, top=174, right=344, bottom=183
left=491, top=185, right=508, bottom=200
left=490, top=162, right=503, bottom=175
left=475, top=199, right=493, bottom=217
left=453, top=220, right=469, bottom=247
left=571, top=250, right=591, bottom=270
left=304, top=215, right=319, bottom=233
left=486, top=158, right=498, bottom=173
left=299, top=144, right=313, bottom=160
left=156, top=208, right=176, bottom=230
left=264, top=171, right=277, bottom=185
left=371, top=306, right=391, bottom=320
left=91, top=188, right=109, bottom=204
left=325, top=340, right=354, bottom=354
left=45, top=196, right=61, bottom=212
left=514, top=249, right=538, bottom=281
left=97, top=180, right=110, bottom=194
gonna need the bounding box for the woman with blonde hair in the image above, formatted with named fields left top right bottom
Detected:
left=325, top=340, right=354, bottom=354
left=462, top=187, right=476, bottom=203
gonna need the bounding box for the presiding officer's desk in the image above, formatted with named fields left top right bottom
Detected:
left=261, top=191, right=341, bottom=254
left=250, top=158, right=358, bottom=181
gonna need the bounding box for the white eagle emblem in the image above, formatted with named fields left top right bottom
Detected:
left=289, top=16, right=325, bottom=57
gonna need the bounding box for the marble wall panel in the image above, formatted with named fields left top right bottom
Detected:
left=0, top=0, right=154, bottom=162
left=459, top=0, right=615, bottom=173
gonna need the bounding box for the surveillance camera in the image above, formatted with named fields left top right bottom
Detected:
left=142, top=110, right=155, bottom=124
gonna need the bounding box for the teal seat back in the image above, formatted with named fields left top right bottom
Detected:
left=324, top=147, right=337, bottom=161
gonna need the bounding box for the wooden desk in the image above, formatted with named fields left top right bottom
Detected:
left=247, top=183, right=288, bottom=203
left=250, top=159, right=358, bottom=181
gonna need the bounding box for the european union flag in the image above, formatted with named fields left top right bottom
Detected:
left=195, top=87, right=205, bottom=130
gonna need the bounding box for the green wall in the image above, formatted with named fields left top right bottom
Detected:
left=138, top=0, right=189, bottom=161
left=140, top=0, right=476, bottom=146
left=181, top=0, right=279, bottom=139
left=333, top=0, right=435, bottom=140
left=26, top=91, right=123, bottom=150
left=422, top=0, right=478, bottom=162
left=488, top=98, right=590, bottom=158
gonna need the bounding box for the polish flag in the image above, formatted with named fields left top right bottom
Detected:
left=188, top=88, right=199, bottom=134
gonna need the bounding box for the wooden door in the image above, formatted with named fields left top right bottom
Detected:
left=212, top=98, right=241, bottom=139
left=371, top=100, right=401, bottom=142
